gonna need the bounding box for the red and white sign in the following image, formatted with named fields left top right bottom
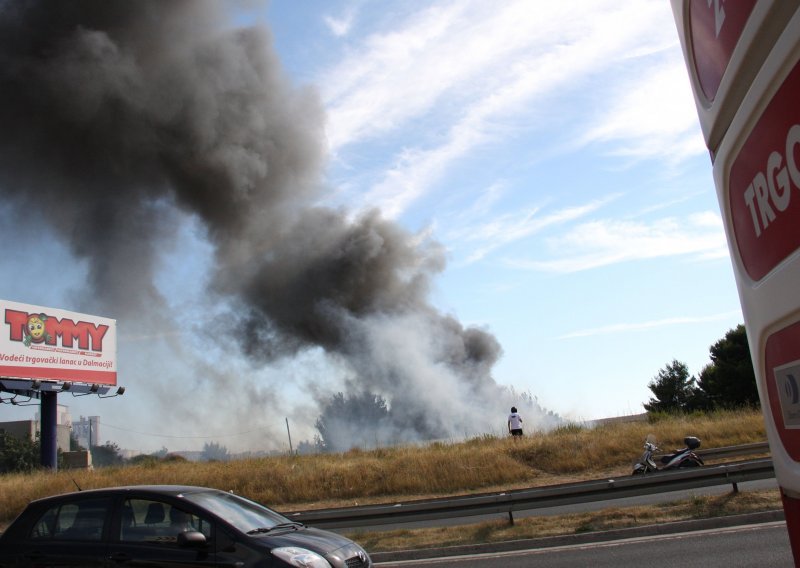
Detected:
left=676, top=2, right=800, bottom=562
left=0, top=299, right=117, bottom=385
left=765, top=320, right=800, bottom=462
left=689, top=0, right=756, bottom=102
left=728, top=56, right=800, bottom=281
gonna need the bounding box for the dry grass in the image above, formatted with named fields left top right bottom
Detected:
left=521, top=410, right=767, bottom=475
left=0, top=409, right=768, bottom=536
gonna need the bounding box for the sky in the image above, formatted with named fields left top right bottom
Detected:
left=0, top=0, right=744, bottom=454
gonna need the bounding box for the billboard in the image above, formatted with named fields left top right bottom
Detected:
left=0, top=299, right=117, bottom=386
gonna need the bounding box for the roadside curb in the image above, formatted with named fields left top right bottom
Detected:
left=368, top=509, right=785, bottom=562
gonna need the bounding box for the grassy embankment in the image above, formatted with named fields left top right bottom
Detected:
left=0, top=409, right=777, bottom=552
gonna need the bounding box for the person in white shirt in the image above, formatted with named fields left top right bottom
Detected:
left=508, top=406, right=523, bottom=437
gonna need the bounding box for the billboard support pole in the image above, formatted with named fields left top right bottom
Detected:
left=40, top=391, right=57, bottom=470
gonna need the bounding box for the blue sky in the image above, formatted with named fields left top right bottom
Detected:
left=263, top=0, right=742, bottom=413
left=0, top=0, right=744, bottom=452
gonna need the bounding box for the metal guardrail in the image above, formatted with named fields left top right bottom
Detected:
left=285, top=457, right=775, bottom=529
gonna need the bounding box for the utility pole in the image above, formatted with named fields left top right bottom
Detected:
left=285, top=417, right=293, bottom=454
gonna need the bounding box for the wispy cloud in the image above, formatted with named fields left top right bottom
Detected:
left=320, top=0, right=687, bottom=218
left=579, top=57, right=706, bottom=163
left=324, top=8, right=357, bottom=37
left=506, top=212, right=728, bottom=273
left=558, top=310, right=742, bottom=339
left=449, top=195, right=620, bottom=265
left=627, top=191, right=708, bottom=219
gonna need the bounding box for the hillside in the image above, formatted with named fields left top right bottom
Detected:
left=0, top=409, right=767, bottom=531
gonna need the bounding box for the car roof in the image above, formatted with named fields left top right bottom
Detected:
left=28, top=485, right=225, bottom=505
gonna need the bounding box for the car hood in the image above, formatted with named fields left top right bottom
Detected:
left=253, top=525, right=362, bottom=555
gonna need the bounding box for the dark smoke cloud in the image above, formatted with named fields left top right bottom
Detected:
left=229, top=209, right=446, bottom=359
left=0, top=0, right=324, bottom=313
left=0, top=1, right=556, bottom=448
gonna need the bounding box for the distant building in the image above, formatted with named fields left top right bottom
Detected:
left=0, top=419, right=71, bottom=452
left=1, top=403, right=74, bottom=452
left=35, top=405, right=73, bottom=432
left=0, top=420, right=37, bottom=444
left=72, top=416, right=100, bottom=449
left=62, top=450, right=92, bottom=470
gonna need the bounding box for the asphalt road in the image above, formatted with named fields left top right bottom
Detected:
left=374, top=521, right=793, bottom=567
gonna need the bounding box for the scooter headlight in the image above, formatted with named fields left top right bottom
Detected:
left=272, top=546, right=332, bottom=567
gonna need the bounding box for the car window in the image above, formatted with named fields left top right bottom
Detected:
left=120, top=498, right=212, bottom=544
left=29, top=497, right=110, bottom=541
left=182, top=490, right=287, bottom=533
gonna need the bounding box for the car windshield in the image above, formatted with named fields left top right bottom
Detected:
left=181, top=490, right=290, bottom=533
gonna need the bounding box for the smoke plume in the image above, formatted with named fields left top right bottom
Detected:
left=0, top=1, right=557, bottom=451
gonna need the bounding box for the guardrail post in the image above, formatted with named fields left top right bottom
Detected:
left=508, top=511, right=514, bottom=526
left=725, top=470, right=739, bottom=493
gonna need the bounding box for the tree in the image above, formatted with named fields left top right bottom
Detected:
left=128, top=453, right=160, bottom=466
left=90, top=441, right=123, bottom=467
left=69, top=434, right=84, bottom=452
left=296, top=438, right=322, bottom=455
left=314, top=391, right=391, bottom=452
left=0, top=432, right=40, bottom=473
left=695, top=324, right=758, bottom=408
left=152, top=446, right=169, bottom=458
left=201, top=441, right=230, bottom=462
left=644, top=359, right=698, bottom=413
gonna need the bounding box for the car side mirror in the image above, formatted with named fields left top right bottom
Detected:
left=177, top=531, right=207, bottom=548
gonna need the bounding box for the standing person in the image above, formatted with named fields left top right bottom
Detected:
left=508, top=406, right=523, bottom=437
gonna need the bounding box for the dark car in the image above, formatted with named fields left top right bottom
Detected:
left=0, top=485, right=372, bottom=567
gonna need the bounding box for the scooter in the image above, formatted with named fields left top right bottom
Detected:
left=631, top=435, right=704, bottom=474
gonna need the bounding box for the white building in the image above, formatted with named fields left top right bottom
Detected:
left=72, top=415, right=100, bottom=449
